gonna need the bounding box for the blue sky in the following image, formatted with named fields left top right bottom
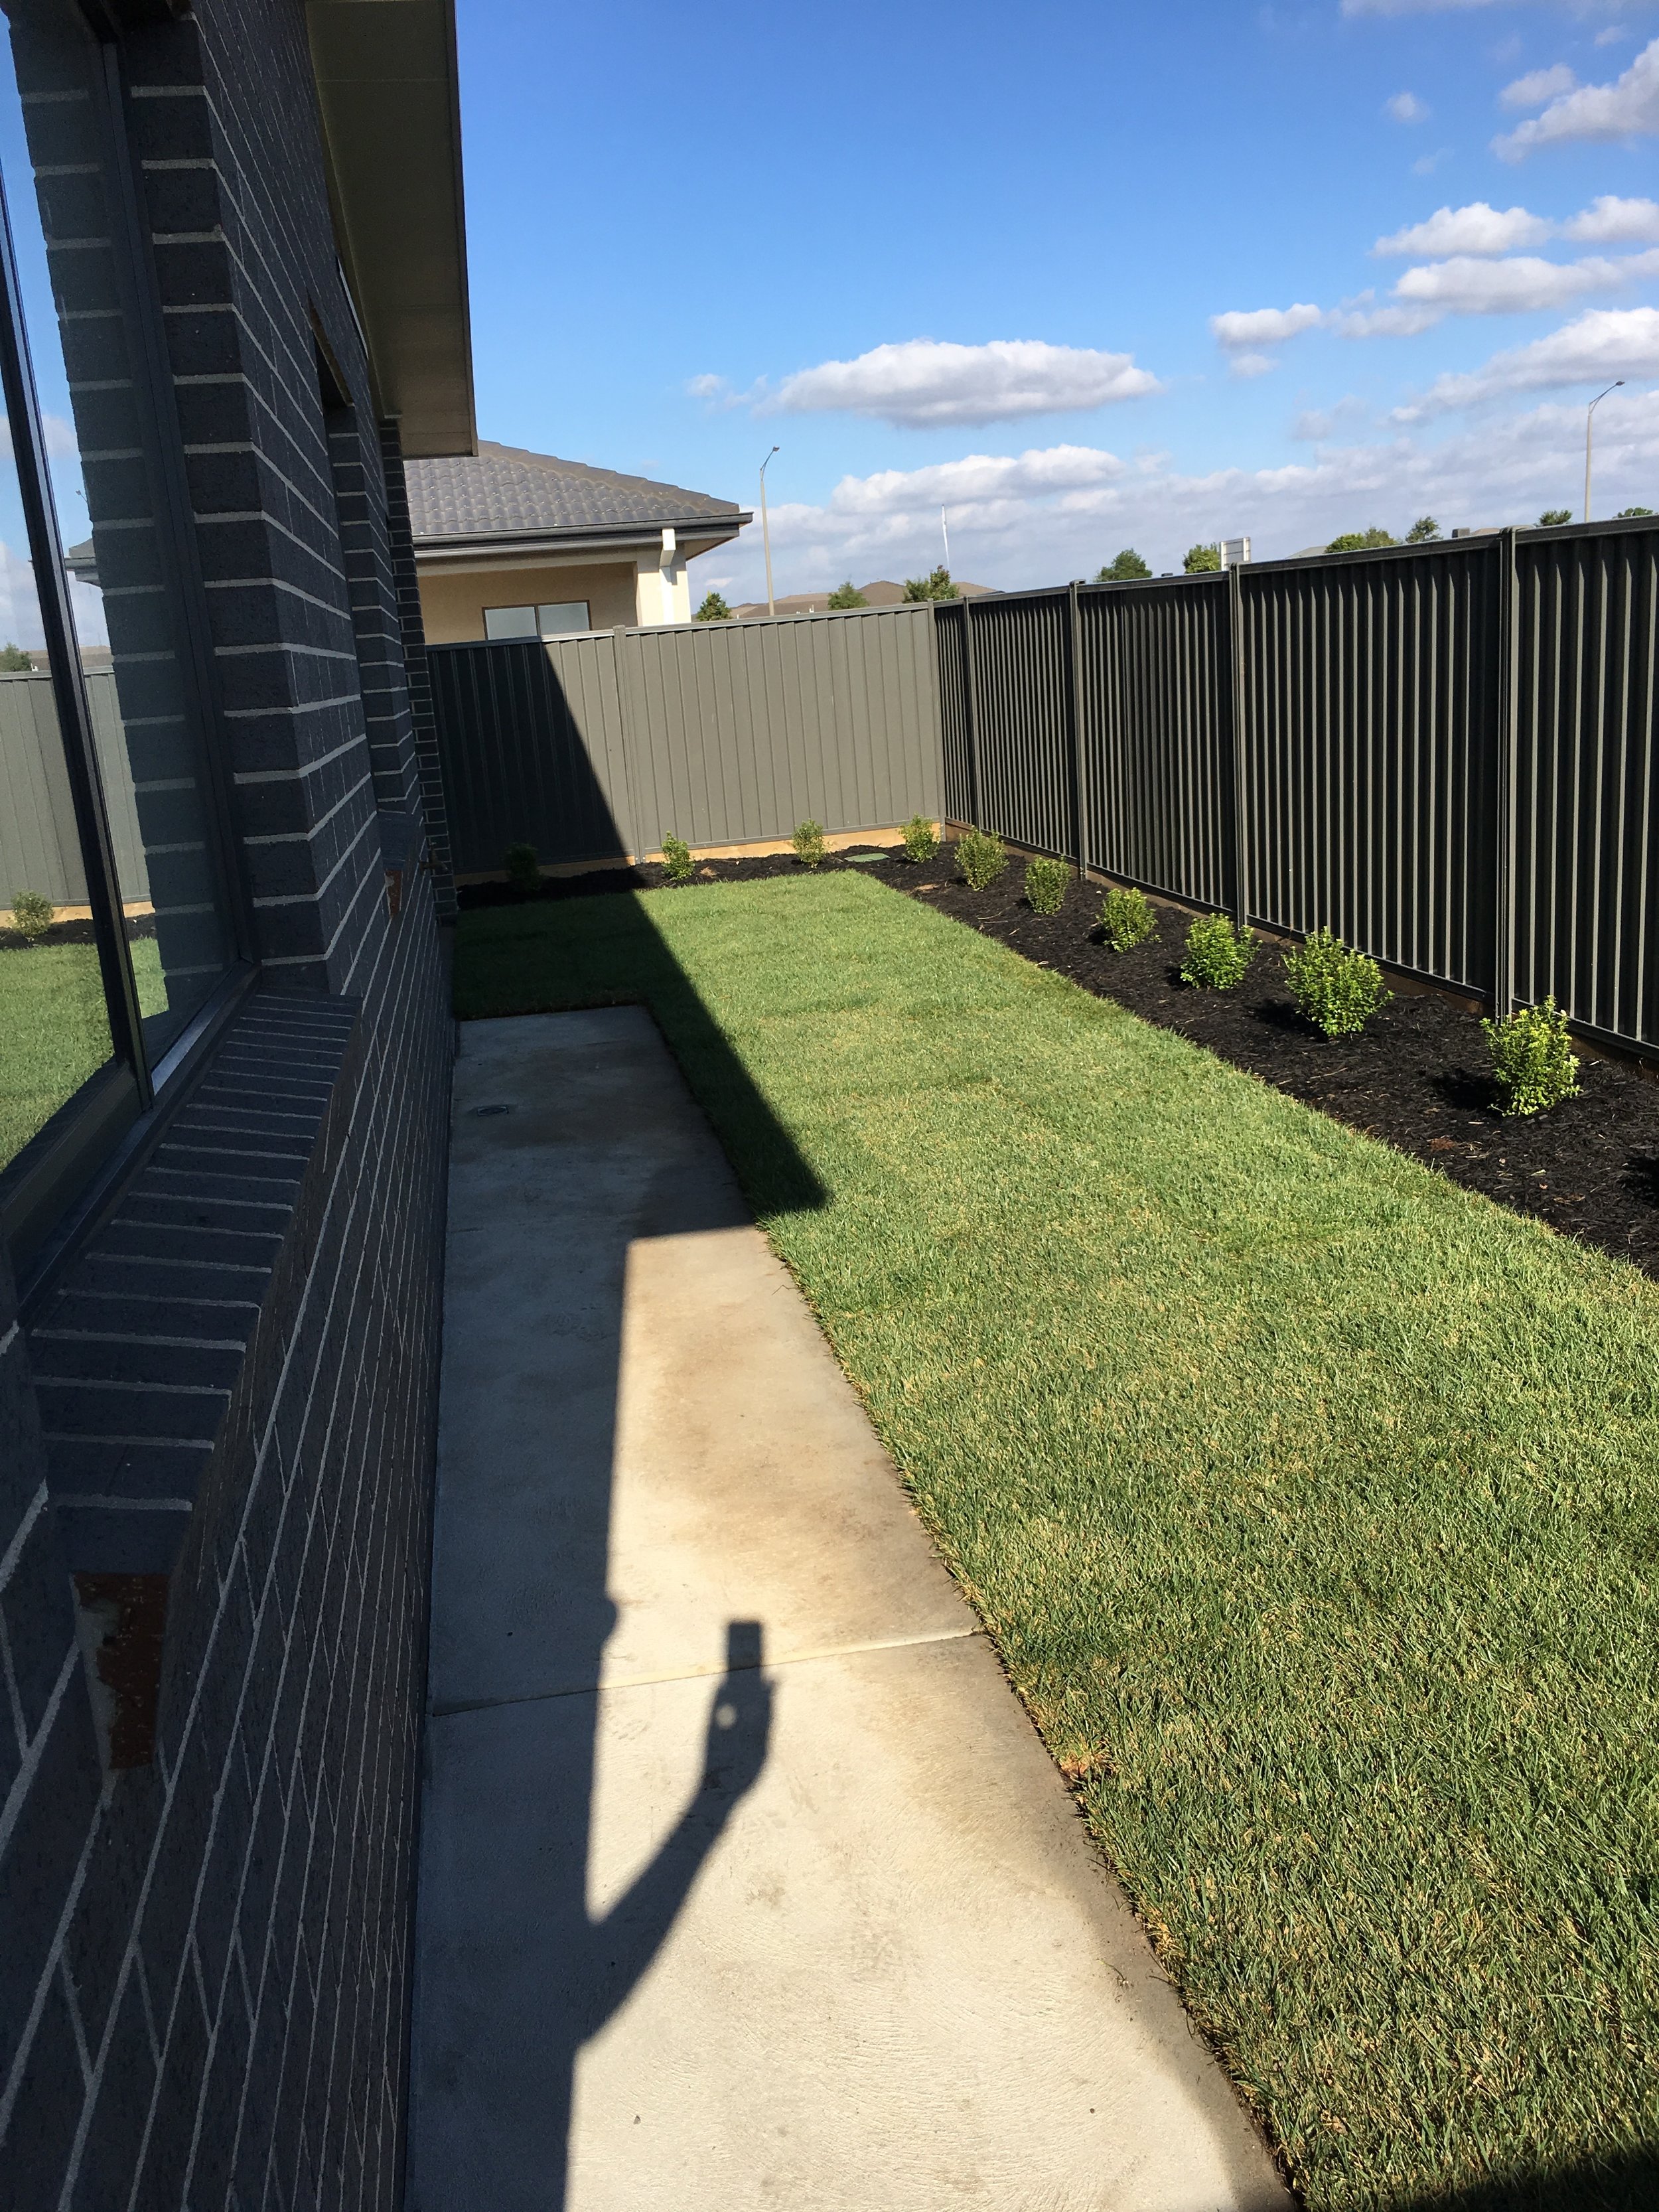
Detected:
left=461, top=0, right=1659, bottom=598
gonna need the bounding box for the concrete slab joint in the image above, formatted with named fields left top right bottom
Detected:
left=410, top=1005, right=1287, bottom=2212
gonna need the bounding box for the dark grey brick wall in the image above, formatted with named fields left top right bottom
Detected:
left=0, top=2, right=453, bottom=2204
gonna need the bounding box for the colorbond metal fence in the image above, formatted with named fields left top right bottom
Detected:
left=0, top=669, right=149, bottom=910
left=937, top=516, right=1659, bottom=1053
left=427, top=601, right=943, bottom=875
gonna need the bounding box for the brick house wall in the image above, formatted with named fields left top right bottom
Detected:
left=0, top=3, right=453, bottom=2203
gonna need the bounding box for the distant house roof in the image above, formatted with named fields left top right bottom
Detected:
left=731, top=578, right=999, bottom=618
left=406, top=441, right=749, bottom=558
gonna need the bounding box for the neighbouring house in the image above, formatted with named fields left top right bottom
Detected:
left=405, top=441, right=750, bottom=639
left=731, top=577, right=999, bottom=618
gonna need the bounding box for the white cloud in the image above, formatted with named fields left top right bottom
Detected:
left=768, top=338, right=1159, bottom=429
left=1374, top=201, right=1553, bottom=255
left=1210, top=303, right=1325, bottom=348
left=1495, top=35, right=1659, bottom=157
left=1561, top=192, right=1659, bottom=241
left=1394, top=304, right=1659, bottom=415
left=1500, top=63, right=1577, bottom=109
left=1392, top=249, right=1650, bottom=313
left=1386, top=90, right=1431, bottom=121
left=686, top=373, right=726, bottom=398
left=1228, top=352, right=1279, bottom=378
left=708, top=390, right=1659, bottom=601
left=1334, top=301, right=1448, bottom=336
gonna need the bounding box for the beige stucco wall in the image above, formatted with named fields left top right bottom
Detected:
left=417, top=559, right=638, bottom=644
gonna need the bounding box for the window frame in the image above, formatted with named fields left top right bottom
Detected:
left=0, top=12, right=258, bottom=1296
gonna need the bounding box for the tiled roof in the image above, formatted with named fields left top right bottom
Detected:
left=405, top=440, right=745, bottom=542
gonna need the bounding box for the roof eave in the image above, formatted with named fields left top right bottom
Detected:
left=306, top=1, right=476, bottom=460
left=413, top=516, right=750, bottom=563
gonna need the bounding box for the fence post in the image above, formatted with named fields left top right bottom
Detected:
left=960, top=594, right=982, bottom=829
left=610, top=625, right=651, bottom=863
left=1067, top=579, right=1089, bottom=879
left=1492, top=526, right=1519, bottom=1018
left=1226, top=561, right=1250, bottom=930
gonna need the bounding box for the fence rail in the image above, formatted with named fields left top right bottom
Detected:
left=427, top=601, right=943, bottom=875
left=937, top=516, right=1659, bottom=1051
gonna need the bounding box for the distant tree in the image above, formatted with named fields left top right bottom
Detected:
left=693, top=590, right=732, bottom=622
left=1616, top=506, right=1654, bottom=519
left=1096, top=548, right=1151, bottom=583
left=0, top=641, right=31, bottom=670
left=902, top=567, right=959, bottom=601
left=1182, top=543, right=1222, bottom=573
left=1327, top=527, right=1397, bottom=553
left=1538, top=508, right=1573, bottom=527
left=828, top=580, right=868, bottom=609
left=1405, top=516, right=1441, bottom=543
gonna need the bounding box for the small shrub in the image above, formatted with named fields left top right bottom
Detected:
left=1482, top=996, right=1579, bottom=1116
left=504, top=842, right=541, bottom=895
left=0, top=641, right=32, bottom=672
left=660, top=834, right=695, bottom=885
left=10, top=889, right=54, bottom=942
left=956, top=828, right=1008, bottom=891
left=901, top=814, right=939, bottom=863
left=1100, top=885, right=1157, bottom=952
left=1181, top=912, right=1255, bottom=989
left=1282, top=926, right=1390, bottom=1037
left=1024, top=857, right=1069, bottom=915
left=792, top=818, right=826, bottom=869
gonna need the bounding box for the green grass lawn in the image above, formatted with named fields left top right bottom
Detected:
left=0, top=937, right=163, bottom=1169
left=459, top=873, right=1659, bottom=2211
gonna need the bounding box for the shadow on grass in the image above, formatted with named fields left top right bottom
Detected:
left=453, top=887, right=828, bottom=1220
left=1393, top=2145, right=1659, bottom=2212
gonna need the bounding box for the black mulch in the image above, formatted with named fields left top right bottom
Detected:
left=459, top=848, right=1659, bottom=1279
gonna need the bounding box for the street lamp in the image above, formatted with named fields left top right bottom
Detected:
left=760, top=446, right=780, bottom=616
left=1585, top=380, right=1623, bottom=524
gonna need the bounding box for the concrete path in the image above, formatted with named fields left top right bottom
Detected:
left=408, top=1007, right=1287, bottom=2212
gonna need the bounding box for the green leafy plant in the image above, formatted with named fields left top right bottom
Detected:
left=1183, top=542, right=1222, bottom=573
left=792, top=818, right=826, bottom=869
left=1024, top=857, right=1069, bottom=915
left=1282, top=926, right=1390, bottom=1037
left=1328, top=527, right=1398, bottom=553
left=828, top=580, right=868, bottom=609
left=660, top=834, right=695, bottom=885
left=1181, top=912, right=1255, bottom=989
left=1096, top=548, right=1151, bottom=583
left=1538, top=508, right=1573, bottom=528
left=10, top=889, right=54, bottom=942
left=504, top=842, right=541, bottom=895
left=1100, top=885, right=1157, bottom=952
left=1616, top=506, right=1654, bottom=520
left=956, top=828, right=1008, bottom=891
left=693, top=591, right=731, bottom=622
left=1482, top=996, right=1579, bottom=1116
left=0, top=640, right=32, bottom=672
left=901, top=814, right=938, bottom=863
left=902, top=567, right=959, bottom=601
left=1406, top=516, right=1441, bottom=544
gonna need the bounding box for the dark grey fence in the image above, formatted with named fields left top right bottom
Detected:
left=938, top=517, right=1659, bottom=1052
left=0, top=668, right=149, bottom=909
left=429, top=601, right=943, bottom=874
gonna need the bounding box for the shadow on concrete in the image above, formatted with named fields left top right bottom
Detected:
left=415, top=970, right=824, bottom=2211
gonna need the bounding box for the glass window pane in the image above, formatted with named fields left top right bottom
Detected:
left=0, top=2, right=236, bottom=1067
left=537, top=601, right=590, bottom=636
left=0, top=388, right=113, bottom=1175
left=483, top=604, right=538, bottom=640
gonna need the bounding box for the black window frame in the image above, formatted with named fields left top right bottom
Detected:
left=0, top=7, right=257, bottom=1299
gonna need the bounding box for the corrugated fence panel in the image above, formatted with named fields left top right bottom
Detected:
left=427, top=634, right=632, bottom=871
left=969, top=591, right=1072, bottom=856
left=935, top=599, right=971, bottom=824
left=1512, top=524, right=1659, bottom=1043
left=1240, top=546, right=1498, bottom=991
left=0, top=670, right=148, bottom=909
left=1082, top=579, right=1230, bottom=909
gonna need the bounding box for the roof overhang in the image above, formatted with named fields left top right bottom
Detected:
left=413, top=516, right=751, bottom=567
left=305, top=1, right=476, bottom=459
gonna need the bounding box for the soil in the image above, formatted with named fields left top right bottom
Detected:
left=458, top=848, right=1659, bottom=1280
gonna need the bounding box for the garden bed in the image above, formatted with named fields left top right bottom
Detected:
left=459, top=847, right=1659, bottom=1278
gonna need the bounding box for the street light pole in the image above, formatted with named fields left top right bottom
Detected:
left=940, top=505, right=951, bottom=576
left=1585, top=380, right=1623, bottom=524
left=760, top=446, right=780, bottom=616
